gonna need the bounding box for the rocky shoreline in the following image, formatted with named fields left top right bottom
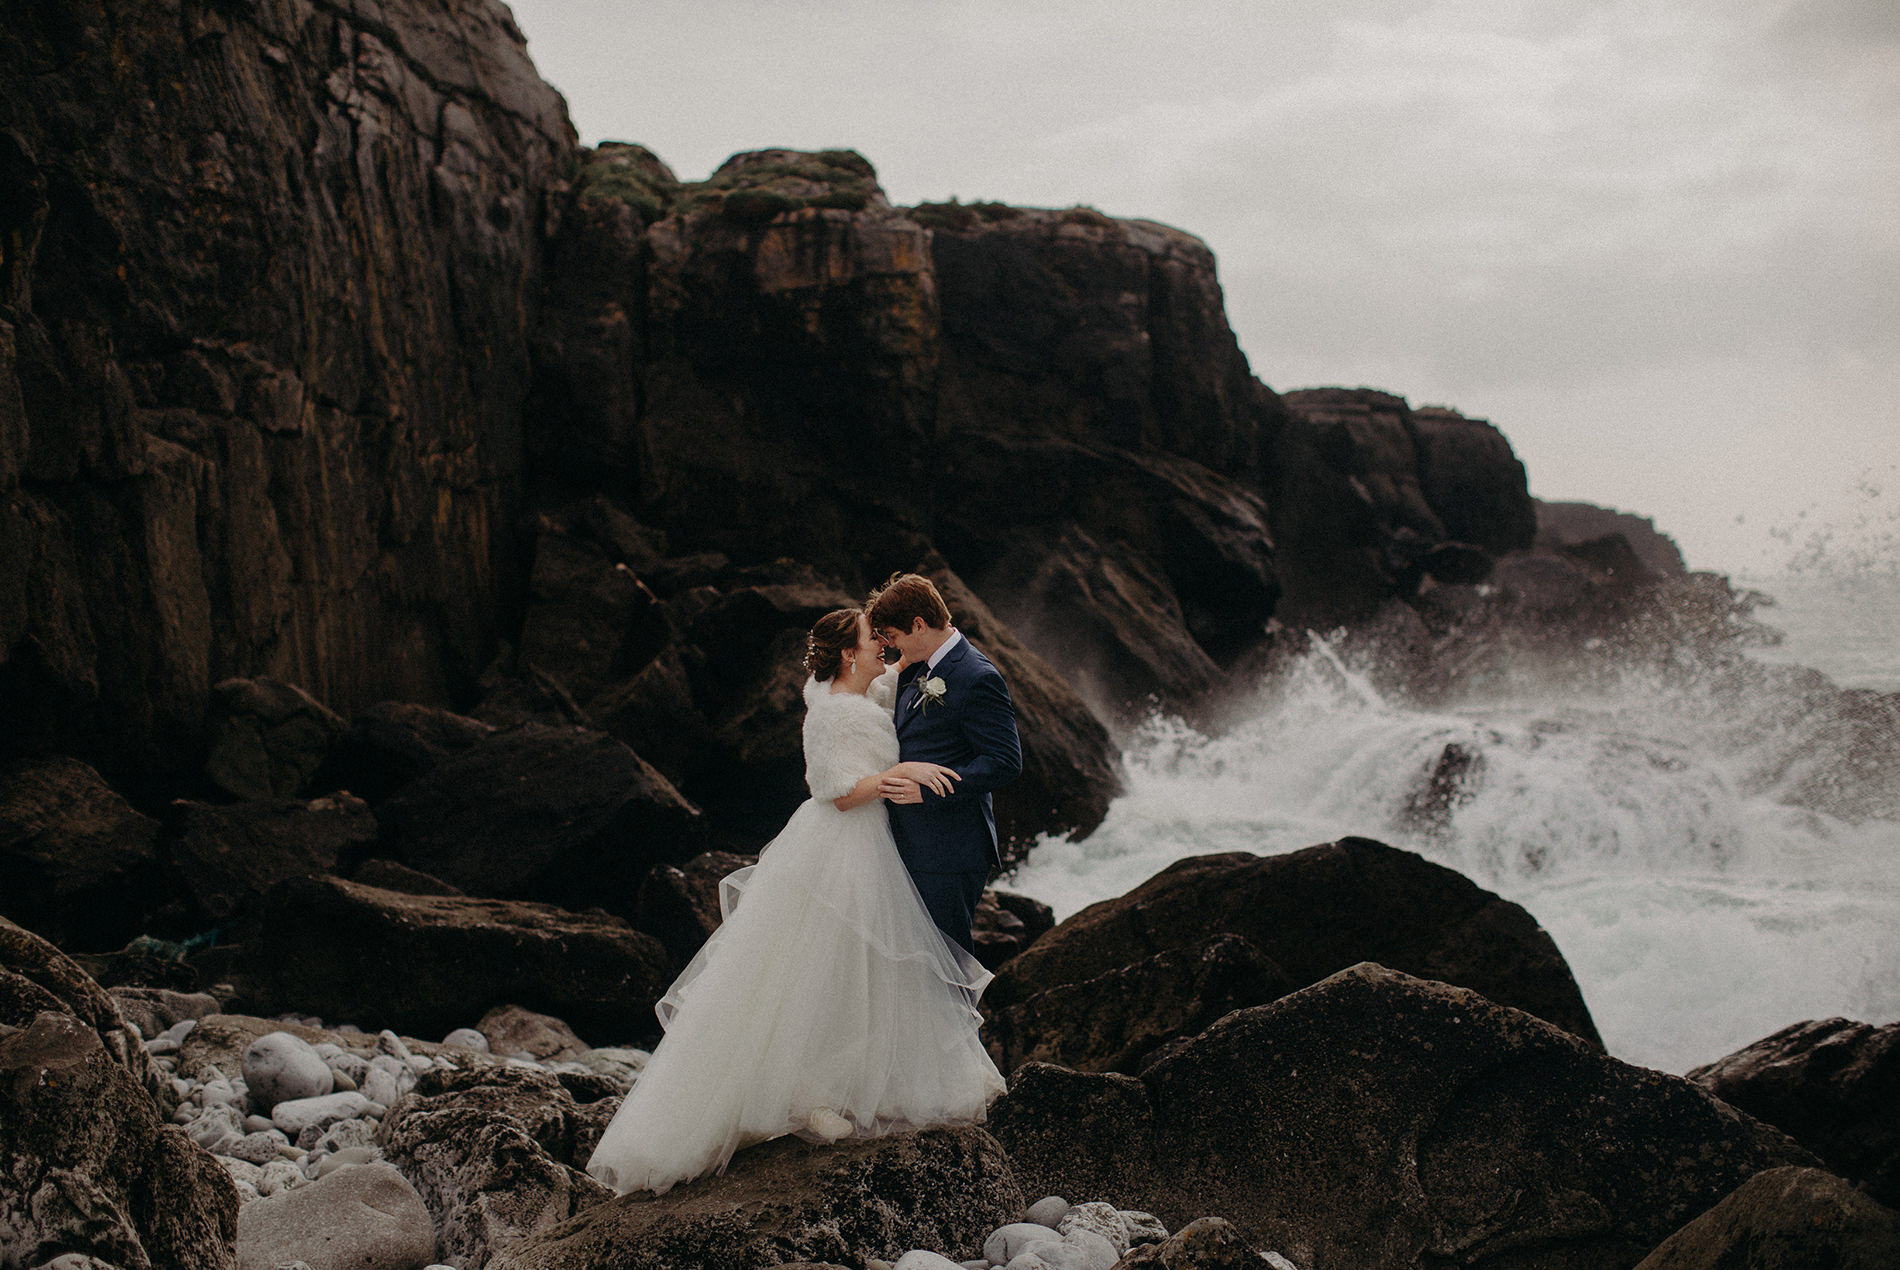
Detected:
left=6, top=0, right=1900, bottom=1265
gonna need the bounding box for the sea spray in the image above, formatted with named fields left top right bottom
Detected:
left=1007, top=620, right=1900, bottom=1075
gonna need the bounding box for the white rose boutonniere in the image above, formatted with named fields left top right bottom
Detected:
left=913, top=675, right=948, bottom=713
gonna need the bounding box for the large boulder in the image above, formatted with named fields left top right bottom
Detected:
left=1634, top=1166, right=1900, bottom=1269
left=0, top=754, right=161, bottom=950
left=488, top=1126, right=1022, bottom=1270
left=203, top=677, right=348, bottom=802
left=984, top=933, right=1295, bottom=1076
left=232, top=875, right=675, bottom=1044
left=159, top=792, right=378, bottom=931
left=1688, top=1017, right=1900, bottom=1207
left=375, top=723, right=705, bottom=921
left=378, top=1065, right=618, bottom=1270
left=236, top=1160, right=438, bottom=1270
left=991, top=964, right=1818, bottom=1270
left=0, top=0, right=575, bottom=776
left=312, top=701, right=497, bottom=806
left=1, top=914, right=172, bottom=1110
left=1, top=919, right=237, bottom=1268
left=991, top=838, right=1603, bottom=1048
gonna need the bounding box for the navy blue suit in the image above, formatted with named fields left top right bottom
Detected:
left=888, top=634, right=1023, bottom=954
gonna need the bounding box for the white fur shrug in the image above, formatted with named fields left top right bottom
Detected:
left=800, top=669, right=900, bottom=802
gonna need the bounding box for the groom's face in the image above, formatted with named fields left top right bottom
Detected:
left=875, top=618, right=933, bottom=664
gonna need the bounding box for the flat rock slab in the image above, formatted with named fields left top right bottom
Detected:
left=489, top=1127, right=1021, bottom=1270
left=237, top=1160, right=437, bottom=1270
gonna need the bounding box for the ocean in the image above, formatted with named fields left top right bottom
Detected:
left=1006, top=570, right=1900, bottom=1075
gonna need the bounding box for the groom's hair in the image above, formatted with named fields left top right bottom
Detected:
left=867, top=572, right=951, bottom=633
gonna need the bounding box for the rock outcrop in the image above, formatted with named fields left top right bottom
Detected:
left=0, top=0, right=576, bottom=779
left=991, top=964, right=1818, bottom=1270
left=488, top=1126, right=1022, bottom=1270
left=1689, top=1017, right=1900, bottom=1207
left=231, top=875, right=675, bottom=1044
left=1632, top=1166, right=1900, bottom=1269
left=2, top=917, right=238, bottom=1268
left=990, top=839, right=1603, bottom=1049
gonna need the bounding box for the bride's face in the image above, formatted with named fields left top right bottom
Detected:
left=846, top=615, right=881, bottom=679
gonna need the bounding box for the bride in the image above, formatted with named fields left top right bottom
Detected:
left=585, top=607, right=1007, bottom=1195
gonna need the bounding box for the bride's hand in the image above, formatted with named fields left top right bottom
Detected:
left=891, top=762, right=960, bottom=797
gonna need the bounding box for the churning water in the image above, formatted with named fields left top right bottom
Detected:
left=1007, top=571, right=1900, bottom=1075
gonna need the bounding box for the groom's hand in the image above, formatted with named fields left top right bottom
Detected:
left=879, top=776, right=923, bottom=804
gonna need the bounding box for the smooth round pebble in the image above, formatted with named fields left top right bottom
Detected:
left=1024, top=1196, right=1071, bottom=1229
left=244, top=1114, right=276, bottom=1134
left=244, top=1032, right=334, bottom=1110
left=986, top=1223, right=1063, bottom=1266
left=162, top=1018, right=197, bottom=1044
left=225, top=1131, right=292, bottom=1166
left=442, top=1027, right=489, bottom=1051
left=375, top=1029, right=412, bottom=1061
left=271, top=1090, right=375, bottom=1135
left=256, top=1157, right=306, bottom=1196
left=315, top=1145, right=382, bottom=1177
left=892, top=1252, right=964, bottom=1270
left=1004, top=1244, right=1093, bottom=1270
left=144, top=1035, right=179, bottom=1055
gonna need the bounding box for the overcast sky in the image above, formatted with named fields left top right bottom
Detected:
left=504, top=0, right=1897, bottom=576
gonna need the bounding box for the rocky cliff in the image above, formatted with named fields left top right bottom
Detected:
left=1, top=0, right=573, bottom=779
left=5, top=0, right=1614, bottom=821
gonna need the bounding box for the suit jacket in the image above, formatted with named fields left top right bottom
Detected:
left=888, top=634, right=1023, bottom=876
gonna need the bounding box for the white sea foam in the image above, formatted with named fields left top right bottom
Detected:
left=1007, top=607, right=1900, bottom=1076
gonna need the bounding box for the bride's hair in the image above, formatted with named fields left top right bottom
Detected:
left=804, top=608, right=864, bottom=682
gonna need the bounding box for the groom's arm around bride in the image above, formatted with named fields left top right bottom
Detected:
left=867, top=573, right=1023, bottom=954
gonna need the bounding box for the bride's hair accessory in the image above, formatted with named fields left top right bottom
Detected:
left=803, top=607, right=864, bottom=681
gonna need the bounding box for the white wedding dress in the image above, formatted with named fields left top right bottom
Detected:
left=584, top=668, right=1005, bottom=1196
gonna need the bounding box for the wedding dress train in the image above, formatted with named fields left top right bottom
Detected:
left=584, top=671, right=1004, bottom=1196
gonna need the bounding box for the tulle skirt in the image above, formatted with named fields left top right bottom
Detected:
left=584, top=797, right=1005, bottom=1196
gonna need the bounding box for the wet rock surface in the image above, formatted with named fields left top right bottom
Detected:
left=1689, top=1017, right=1900, bottom=1207
left=991, top=838, right=1603, bottom=1048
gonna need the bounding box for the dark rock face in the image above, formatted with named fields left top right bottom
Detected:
left=990, top=838, right=1603, bottom=1048
left=990, top=965, right=1819, bottom=1270
left=1688, top=1017, right=1900, bottom=1207
left=972, top=887, right=1055, bottom=970
left=233, top=875, right=675, bottom=1044
left=375, top=723, right=706, bottom=920
left=0, top=753, right=161, bottom=950
left=0, top=0, right=575, bottom=777
left=1537, top=499, right=1688, bottom=579
left=313, top=700, right=497, bottom=806
left=488, top=1126, right=1023, bottom=1270
left=984, top=933, right=1296, bottom=1077
left=1, top=918, right=237, bottom=1267
left=634, top=849, right=756, bottom=967
left=202, top=677, right=347, bottom=801
left=379, top=1064, right=617, bottom=1269
left=160, top=791, right=378, bottom=932
left=1632, top=1166, right=1900, bottom=1270
left=1271, top=389, right=1535, bottom=625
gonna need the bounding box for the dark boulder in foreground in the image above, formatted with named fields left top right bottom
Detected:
left=991, top=838, right=1603, bottom=1048
left=991, top=964, right=1816, bottom=1270
left=1689, top=1017, right=1900, bottom=1208
left=380, top=1064, right=618, bottom=1269
left=1, top=918, right=237, bottom=1269
left=985, top=932, right=1296, bottom=1076
left=488, top=1126, right=1021, bottom=1270
left=233, top=875, right=675, bottom=1044
left=1634, top=1166, right=1900, bottom=1269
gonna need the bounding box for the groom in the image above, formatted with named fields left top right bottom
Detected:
left=868, top=573, right=1022, bottom=956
